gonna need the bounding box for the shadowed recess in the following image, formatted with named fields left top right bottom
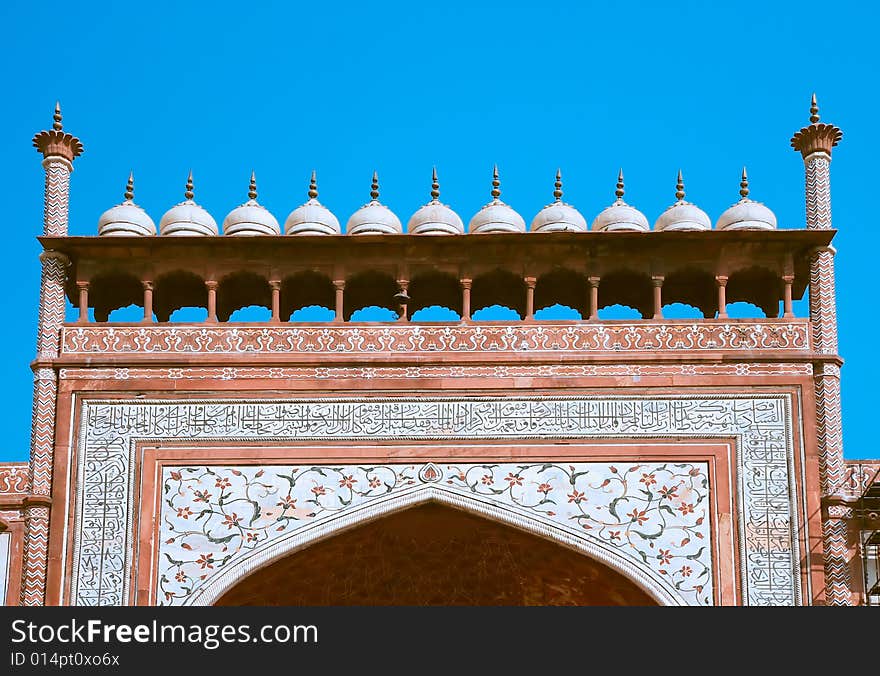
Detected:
left=344, top=270, right=398, bottom=320
left=154, top=270, right=207, bottom=322
left=598, top=270, right=652, bottom=319
left=662, top=268, right=717, bottom=318
left=86, top=271, right=143, bottom=322
left=408, top=271, right=462, bottom=316
left=281, top=271, right=335, bottom=320
left=535, top=268, right=587, bottom=317
left=216, top=503, right=657, bottom=606
left=727, top=266, right=781, bottom=317
left=217, top=271, right=271, bottom=322
left=472, top=269, right=525, bottom=318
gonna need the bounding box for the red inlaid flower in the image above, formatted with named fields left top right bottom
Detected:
left=277, top=495, right=297, bottom=509
left=640, top=473, right=657, bottom=486
left=505, top=473, right=523, bottom=486
left=176, top=506, right=193, bottom=519
left=481, top=474, right=494, bottom=486
left=537, top=482, right=552, bottom=494
left=192, top=489, right=212, bottom=503
left=659, top=485, right=678, bottom=500
left=368, top=476, right=382, bottom=489
left=338, top=475, right=357, bottom=489
left=627, top=508, right=649, bottom=525
left=311, top=485, right=327, bottom=496
left=568, top=490, right=586, bottom=504
left=175, top=570, right=186, bottom=582
left=223, top=512, right=241, bottom=529
left=657, top=548, right=672, bottom=565
left=215, top=477, right=231, bottom=489
left=680, top=565, right=693, bottom=577
left=196, top=554, right=214, bottom=569
left=677, top=502, right=695, bottom=516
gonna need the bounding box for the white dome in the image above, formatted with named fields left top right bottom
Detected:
left=591, top=170, right=649, bottom=232
left=468, top=167, right=525, bottom=234
left=346, top=173, right=401, bottom=235
left=222, top=174, right=279, bottom=236
left=97, top=174, right=156, bottom=236
left=530, top=171, right=586, bottom=232
left=285, top=172, right=341, bottom=235
left=715, top=169, right=777, bottom=231
left=407, top=170, right=464, bottom=235
left=159, top=173, right=218, bottom=236
left=654, top=172, right=711, bottom=232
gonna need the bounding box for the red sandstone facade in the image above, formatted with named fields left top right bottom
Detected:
left=1, top=100, right=878, bottom=607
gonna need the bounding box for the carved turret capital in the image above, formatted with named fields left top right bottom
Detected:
left=32, top=103, right=83, bottom=163
left=790, top=94, right=842, bottom=160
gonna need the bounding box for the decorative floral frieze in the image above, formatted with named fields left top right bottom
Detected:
left=59, top=362, right=813, bottom=382
left=71, top=395, right=800, bottom=607
left=61, top=321, right=811, bottom=356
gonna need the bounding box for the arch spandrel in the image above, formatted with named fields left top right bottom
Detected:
left=159, top=461, right=711, bottom=607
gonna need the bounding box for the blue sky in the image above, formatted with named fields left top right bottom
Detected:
left=0, top=0, right=877, bottom=460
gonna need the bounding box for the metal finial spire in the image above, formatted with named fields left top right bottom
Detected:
left=739, top=167, right=750, bottom=200
left=124, top=171, right=134, bottom=201
left=248, top=171, right=257, bottom=200
left=491, top=165, right=501, bottom=200
left=308, top=170, right=318, bottom=200
left=810, top=93, right=820, bottom=124
left=184, top=170, right=194, bottom=200
left=52, top=102, right=63, bottom=131
left=430, top=167, right=440, bottom=201
left=615, top=168, right=625, bottom=201
left=370, top=171, right=379, bottom=201
left=675, top=170, right=685, bottom=201
left=553, top=169, right=563, bottom=202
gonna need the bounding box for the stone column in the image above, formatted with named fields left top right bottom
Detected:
left=76, top=281, right=89, bottom=323
left=460, top=278, right=472, bottom=322
left=333, top=280, right=345, bottom=323
left=782, top=274, right=794, bottom=318
left=24, top=104, right=83, bottom=606
left=588, top=276, right=599, bottom=320
left=791, top=94, right=849, bottom=605
left=651, top=276, right=664, bottom=320
left=141, top=281, right=154, bottom=323
left=269, top=280, right=281, bottom=323
left=396, top=279, right=409, bottom=322
left=715, top=276, right=728, bottom=319
left=205, top=281, right=218, bottom=323
left=524, top=277, right=536, bottom=320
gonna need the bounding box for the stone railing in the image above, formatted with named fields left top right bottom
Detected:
left=60, top=320, right=812, bottom=357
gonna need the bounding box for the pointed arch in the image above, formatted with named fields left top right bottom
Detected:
left=183, top=484, right=685, bottom=607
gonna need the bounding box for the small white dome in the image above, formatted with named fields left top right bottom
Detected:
left=285, top=172, right=340, bottom=235
left=468, top=167, right=525, bottom=234
left=97, top=174, right=156, bottom=236
left=654, top=171, right=711, bottom=232
left=407, top=170, right=464, bottom=235
left=222, top=174, right=279, bottom=236
left=530, top=171, right=587, bottom=232
left=715, top=169, right=777, bottom=231
left=346, top=173, right=402, bottom=235
left=159, top=173, right=218, bottom=236
left=591, top=170, right=650, bottom=232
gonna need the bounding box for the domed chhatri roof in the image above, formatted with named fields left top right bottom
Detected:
left=285, top=171, right=341, bottom=235
left=407, top=168, right=464, bottom=235
left=715, top=168, right=777, bottom=231
left=468, top=166, right=526, bottom=234
left=159, top=172, right=218, bottom=236
left=346, top=172, right=402, bottom=235
left=223, top=172, right=280, bottom=236
left=654, top=171, right=711, bottom=232
left=530, top=170, right=587, bottom=233
left=97, top=173, right=156, bottom=236
left=590, top=169, right=649, bottom=232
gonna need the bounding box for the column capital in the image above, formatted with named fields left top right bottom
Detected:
left=459, top=278, right=472, bottom=290
left=790, top=95, right=842, bottom=160
left=205, top=280, right=219, bottom=290
left=269, top=279, right=282, bottom=290
left=142, top=280, right=154, bottom=291
left=524, top=276, right=537, bottom=289
left=715, top=275, right=728, bottom=286
left=811, top=245, right=837, bottom=257
left=38, top=250, right=70, bottom=267
left=332, top=279, right=345, bottom=291
left=782, top=274, right=795, bottom=284
left=651, top=275, right=664, bottom=287
left=588, top=276, right=600, bottom=288
left=75, top=280, right=89, bottom=290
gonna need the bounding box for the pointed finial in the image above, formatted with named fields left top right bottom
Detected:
left=810, top=93, right=820, bottom=124
left=553, top=169, right=563, bottom=201
left=739, top=167, right=750, bottom=200
left=491, top=165, right=501, bottom=200
left=615, top=168, right=625, bottom=201
left=430, top=167, right=440, bottom=201
left=308, top=170, right=318, bottom=200
left=53, top=101, right=63, bottom=131
left=248, top=170, right=257, bottom=200
left=675, top=170, right=685, bottom=201
left=370, top=171, right=379, bottom=201
left=124, top=171, right=134, bottom=201
left=184, top=170, right=194, bottom=200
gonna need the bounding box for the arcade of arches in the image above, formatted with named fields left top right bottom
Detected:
left=216, top=504, right=656, bottom=606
